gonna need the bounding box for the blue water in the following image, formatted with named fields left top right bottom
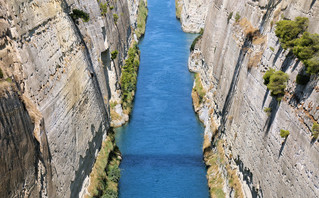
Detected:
left=115, top=0, right=209, bottom=197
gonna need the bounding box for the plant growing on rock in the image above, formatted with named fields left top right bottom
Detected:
left=190, top=28, right=204, bottom=51
left=312, top=122, right=319, bottom=139
left=263, top=69, right=289, bottom=101
left=70, top=9, right=90, bottom=22
left=111, top=50, right=118, bottom=60
left=235, top=12, right=241, bottom=22
left=263, top=107, right=272, bottom=116
left=100, top=3, right=108, bottom=15
left=227, top=12, right=233, bottom=24
left=135, top=0, right=148, bottom=39
left=275, top=17, right=308, bottom=49
left=113, top=14, right=119, bottom=24
left=280, top=129, right=290, bottom=138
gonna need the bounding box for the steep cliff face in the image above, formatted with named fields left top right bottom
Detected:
left=0, top=0, right=140, bottom=197
left=185, top=0, right=319, bottom=197
left=176, top=0, right=212, bottom=33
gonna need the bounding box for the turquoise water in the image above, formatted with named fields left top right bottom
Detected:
left=115, top=0, right=209, bottom=197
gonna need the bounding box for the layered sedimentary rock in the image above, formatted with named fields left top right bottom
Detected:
left=0, top=0, right=141, bottom=197
left=185, top=0, right=319, bottom=197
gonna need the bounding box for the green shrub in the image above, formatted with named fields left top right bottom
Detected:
left=293, top=32, right=319, bottom=60
left=263, top=107, right=272, bottom=116
left=135, top=0, right=148, bottom=39
left=280, top=129, right=290, bottom=138
left=0, top=68, right=3, bottom=79
left=235, top=12, right=241, bottom=22
left=100, top=3, right=108, bottom=15
left=270, top=47, right=275, bottom=52
left=305, top=55, right=319, bottom=74
left=296, top=74, right=310, bottom=85
left=111, top=50, right=118, bottom=60
left=70, top=9, right=90, bottom=22
left=113, top=14, right=119, bottom=24
left=275, top=17, right=308, bottom=49
left=227, top=12, right=233, bottom=24
left=193, top=73, right=206, bottom=103
left=102, top=189, right=118, bottom=198
left=267, top=70, right=289, bottom=101
left=263, top=68, right=276, bottom=85
left=312, top=122, right=319, bottom=139
left=110, top=6, right=114, bottom=10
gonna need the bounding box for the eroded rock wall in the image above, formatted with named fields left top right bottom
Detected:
left=188, top=0, right=319, bottom=197
left=0, top=0, right=139, bottom=197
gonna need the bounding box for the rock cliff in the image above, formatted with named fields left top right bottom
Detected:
left=0, top=0, right=143, bottom=197
left=183, top=0, right=319, bottom=197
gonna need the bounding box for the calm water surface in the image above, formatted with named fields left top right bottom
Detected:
left=115, top=0, right=209, bottom=197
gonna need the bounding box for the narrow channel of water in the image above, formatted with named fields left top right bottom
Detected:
left=115, top=0, right=209, bottom=197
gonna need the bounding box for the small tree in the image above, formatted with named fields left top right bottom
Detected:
left=267, top=70, right=289, bottom=101
left=312, top=122, right=319, bottom=139
left=263, top=68, right=276, bottom=85
left=280, top=129, right=290, bottom=138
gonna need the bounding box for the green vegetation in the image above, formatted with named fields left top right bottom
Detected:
left=86, top=130, right=121, bottom=198
left=110, top=6, right=114, bottom=10
left=190, top=28, right=204, bottom=51
left=275, top=17, right=319, bottom=74
left=263, top=107, right=272, bottom=116
left=270, top=46, right=275, bottom=52
left=135, top=0, right=148, bottom=39
left=70, top=9, right=90, bottom=22
left=280, top=129, right=290, bottom=138
left=296, top=73, right=310, bottom=85
left=235, top=12, right=241, bottom=22
left=175, top=0, right=182, bottom=19
left=111, top=50, right=118, bottom=60
left=312, top=122, right=319, bottom=139
left=113, top=14, right=119, bottom=24
left=100, top=3, right=108, bottom=15
left=263, top=68, right=276, bottom=85
left=275, top=17, right=308, bottom=49
left=227, top=12, right=233, bottom=24
left=263, top=69, right=289, bottom=101
left=120, top=43, right=140, bottom=114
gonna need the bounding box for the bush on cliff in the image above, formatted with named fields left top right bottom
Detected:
left=275, top=17, right=308, bottom=49
left=113, top=14, right=119, bottom=24
left=275, top=17, right=319, bottom=74
left=190, top=28, right=204, bottom=51
left=263, top=69, right=289, bottom=101
left=280, top=129, right=290, bottom=138
left=70, top=9, right=90, bottom=22
left=111, top=50, right=118, bottom=60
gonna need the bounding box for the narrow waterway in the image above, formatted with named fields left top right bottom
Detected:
left=115, top=0, right=209, bottom=197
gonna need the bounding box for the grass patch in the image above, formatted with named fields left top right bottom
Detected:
left=135, top=0, right=148, bottom=39
left=312, top=122, right=319, bottom=139
left=175, top=0, right=182, bottom=19
left=120, top=43, right=140, bottom=114
left=193, top=73, right=206, bottom=103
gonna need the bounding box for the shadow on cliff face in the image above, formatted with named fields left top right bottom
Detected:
left=263, top=97, right=279, bottom=135
left=219, top=37, right=252, bottom=133
left=70, top=122, right=108, bottom=198
left=259, top=0, right=282, bottom=33
left=234, top=156, right=263, bottom=198
left=278, top=137, right=288, bottom=158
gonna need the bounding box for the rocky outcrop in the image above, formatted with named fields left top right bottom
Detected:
left=176, top=0, right=212, bottom=33
left=187, top=0, right=319, bottom=197
left=0, top=0, right=141, bottom=197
